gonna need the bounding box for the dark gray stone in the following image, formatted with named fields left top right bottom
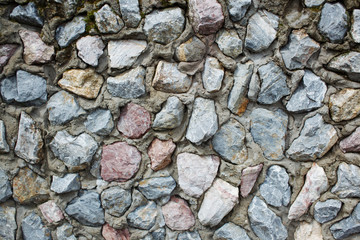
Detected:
left=177, top=231, right=202, bottom=240
left=331, top=162, right=360, bottom=198
left=22, top=212, right=51, bottom=240
left=0, top=76, right=17, bottom=103
left=51, top=173, right=80, bottom=194
left=314, top=199, right=342, bottom=224
left=94, top=4, right=124, bottom=34
left=127, top=201, right=158, bottom=230
left=0, top=169, right=12, bottom=203
left=330, top=203, right=360, bottom=239
left=175, top=36, right=206, bottom=62
left=84, top=109, right=114, bottom=136
left=214, top=222, right=251, bottom=240
left=152, top=228, right=166, bottom=240
left=119, top=0, right=141, bottom=28
left=327, top=52, right=360, bottom=82
left=227, top=0, right=251, bottom=22
left=10, top=2, right=43, bottom=27
left=153, top=96, right=184, bottom=130
left=101, top=186, right=132, bottom=217
left=0, top=204, right=16, bottom=240
left=55, top=16, right=86, bottom=48
left=56, top=223, right=76, bottom=240
left=0, top=120, right=9, bottom=153
left=138, top=176, right=176, bottom=200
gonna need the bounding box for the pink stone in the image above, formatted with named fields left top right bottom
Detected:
left=288, top=163, right=328, bottom=220
left=188, top=0, right=224, bottom=35
left=162, top=196, right=195, bottom=231
left=117, top=103, right=151, bottom=139
left=101, top=142, right=141, bottom=182
left=102, top=224, right=130, bottom=240
left=148, top=138, right=176, bottom=171
left=38, top=200, right=64, bottom=223
left=0, top=44, right=18, bottom=71
left=340, top=127, right=360, bottom=153
left=240, top=164, right=263, bottom=198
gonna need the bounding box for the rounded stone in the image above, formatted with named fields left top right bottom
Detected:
left=162, top=196, right=195, bottom=231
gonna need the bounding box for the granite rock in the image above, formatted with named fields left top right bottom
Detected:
left=227, top=0, right=251, bottom=22
left=0, top=44, right=18, bottom=72
left=0, top=204, right=16, bottom=240
left=177, top=231, right=201, bottom=240
left=127, top=201, right=158, bottom=230
left=294, top=221, right=323, bottom=240
left=76, top=35, right=105, bottom=66
left=304, top=0, right=324, bottom=7
left=22, top=212, right=51, bottom=240
left=218, top=161, right=242, bottom=187
left=56, top=223, right=76, bottom=240
left=162, top=196, right=195, bottom=231
left=119, top=0, right=141, bottom=28
left=240, top=164, right=263, bottom=197
left=138, top=176, right=176, bottom=200
left=329, top=88, right=360, bottom=122
left=152, top=228, right=165, bottom=240
left=327, top=52, right=360, bottom=81
left=84, top=109, right=114, bottom=136
left=0, top=121, right=10, bottom=153
left=148, top=138, right=176, bottom=171
left=314, top=199, right=342, bottom=223
left=0, top=169, right=12, bottom=202
left=38, top=200, right=64, bottom=223
left=175, top=37, right=206, bottom=62
left=153, top=96, right=184, bottom=130
left=101, top=186, right=132, bottom=217
left=10, top=2, right=43, bottom=27
left=216, top=29, right=243, bottom=58
left=56, top=16, right=86, bottom=48
left=214, top=222, right=251, bottom=240
left=340, top=127, right=360, bottom=153
left=102, top=224, right=130, bottom=240
left=331, top=162, right=360, bottom=198
left=94, top=4, right=124, bottom=34
left=330, top=203, right=360, bottom=239
left=351, top=10, right=360, bottom=43
left=51, top=173, right=81, bottom=194
left=202, top=56, right=224, bottom=92
left=108, top=40, right=147, bottom=70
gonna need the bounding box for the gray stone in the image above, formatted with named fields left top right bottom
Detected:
left=257, top=61, right=290, bottom=104
left=153, top=96, right=184, bottom=130
left=0, top=169, right=11, bottom=203
left=250, top=108, right=288, bottom=161
left=0, top=44, right=18, bottom=73
left=318, top=3, right=348, bottom=43
left=108, top=40, right=147, bottom=70
left=286, top=114, right=338, bottom=161
left=186, top=97, right=218, bottom=145
left=51, top=173, right=80, bottom=194
left=56, top=223, right=76, bottom=240
left=56, top=16, right=86, bottom=48
left=177, top=231, right=201, bottom=240
left=218, top=161, right=242, bottom=186
left=22, top=212, right=51, bottom=240
left=175, top=37, right=206, bottom=62
left=327, top=52, right=360, bottom=82
left=227, top=0, right=251, bottom=22
left=0, top=204, right=16, bottom=240
left=214, top=222, right=251, bottom=240
left=152, top=228, right=165, bottom=240
left=76, top=35, right=105, bottom=67
left=61, top=0, right=79, bottom=19
left=248, top=196, right=288, bottom=240
left=202, top=57, right=224, bottom=92
left=50, top=130, right=98, bottom=167
left=119, top=0, right=141, bottom=28
left=10, top=2, right=43, bottom=27
left=259, top=165, right=291, bottom=207
left=0, top=120, right=9, bottom=153
left=143, top=235, right=153, bottom=240
left=332, top=162, right=360, bottom=198
left=330, top=203, right=360, bottom=239
left=138, top=176, right=176, bottom=200
left=85, top=109, right=114, bottom=135
left=107, top=66, right=146, bottom=98
left=304, top=0, right=324, bottom=7
left=101, top=186, right=132, bottom=217
left=0, top=76, right=17, bottom=104
left=127, top=201, right=158, bottom=230
left=314, top=199, right=342, bottom=224
left=351, top=10, right=360, bottom=43
left=65, top=191, right=105, bottom=227
left=286, top=70, right=327, bottom=113
left=144, top=7, right=185, bottom=44
left=94, top=4, right=124, bottom=34
left=216, top=29, right=243, bottom=58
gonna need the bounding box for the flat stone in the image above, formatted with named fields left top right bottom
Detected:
left=101, top=186, right=132, bottom=217
left=318, top=3, right=348, bottom=43
left=0, top=204, right=16, bottom=240
left=108, top=40, right=147, bottom=70
left=186, top=97, right=218, bottom=145
left=175, top=37, right=206, bottom=62
left=94, top=4, right=124, bottom=34
left=56, top=16, right=86, bottom=48
left=331, top=162, right=360, bottom=198
left=216, top=29, right=243, bottom=58
left=119, top=0, right=141, bottom=28
left=138, top=176, right=176, bottom=200
left=51, top=173, right=81, bottom=194
left=198, top=178, right=239, bottom=227
left=144, top=7, right=185, bottom=44
left=188, top=0, right=224, bottom=35
left=327, top=52, right=360, bottom=81
left=218, top=160, right=242, bottom=187
left=329, top=88, right=360, bottom=122
left=85, top=109, right=114, bottom=136
left=286, top=114, right=338, bottom=161
left=340, top=127, right=360, bottom=153
left=101, top=141, right=141, bottom=182
left=148, top=138, right=176, bottom=171
left=177, top=231, right=201, bottom=240
left=214, top=222, right=251, bottom=240
left=38, top=200, right=64, bottom=223
left=0, top=44, right=18, bottom=72
left=288, top=163, right=328, bottom=220
left=304, top=0, right=324, bottom=7
left=0, top=169, right=11, bottom=203
left=240, top=164, right=263, bottom=197
left=76, top=35, right=105, bottom=66
left=10, top=2, right=43, bottom=27
left=330, top=202, right=360, bottom=239
left=227, top=0, right=251, bottom=22
left=294, top=221, right=323, bottom=240
left=56, top=223, right=76, bottom=240
left=202, top=56, right=224, bottom=92
left=127, top=201, right=157, bottom=230
left=280, top=29, right=320, bottom=70
left=177, top=152, right=220, bottom=198
left=162, top=196, right=195, bottom=231
left=152, top=61, right=192, bottom=93
left=314, top=199, right=342, bottom=223
left=102, top=224, right=130, bottom=240
left=351, top=10, right=360, bottom=43
left=107, top=66, right=146, bottom=99
left=248, top=196, right=287, bottom=240
left=153, top=96, right=184, bottom=130
left=22, top=212, right=51, bottom=240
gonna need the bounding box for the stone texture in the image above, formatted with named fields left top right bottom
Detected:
left=108, top=40, right=147, bottom=70
left=330, top=203, right=360, bottom=240
left=0, top=169, right=12, bottom=203
left=10, top=2, right=43, bottom=27
left=56, top=16, right=86, bottom=48
left=304, top=0, right=324, bottom=7
left=240, top=164, right=263, bottom=197
left=202, top=57, right=224, bottom=92
left=331, top=162, right=360, bottom=198
left=162, top=196, right=195, bottom=231
left=314, top=199, right=342, bottom=223
left=56, top=223, right=76, bottom=240
left=340, top=127, right=360, bottom=153
left=288, top=163, right=328, bottom=220
left=0, top=121, right=9, bottom=153
left=287, top=114, right=338, bottom=161
left=127, top=201, right=157, bottom=230
left=148, top=138, right=176, bottom=171
left=51, top=173, right=80, bottom=194
left=153, top=96, right=184, bottom=130
left=151, top=228, right=165, bottom=240
left=227, top=0, right=251, bottom=22
left=76, top=35, right=105, bottom=66
left=177, top=231, right=201, bottom=240
left=101, top=186, right=132, bottom=217
left=102, top=224, right=130, bottom=240
left=138, top=176, right=176, bottom=200
left=327, top=52, right=360, bottom=81
left=22, top=212, right=51, bottom=240
left=175, top=37, right=206, bottom=62
left=38, top=200, right=64, bottom=223
left=0, top=204, right=16, bottom=240
left=94, top=4, right=124, bottom=34
left=214, top=222, right=251, bottom=240
left=177, top=153, right=220, bottom=198
left=85, top=109, right=114, bottom=136
left=329, top=88, right=360, bottom=122
left=119, top=0, right=141, bottom=28
left=219, top=161, right=242, bottom=187
left=351, top=10, right=360, bottom=43
left=216, top=29, right=243, bottom=58
left=0, top=44, right=18, bottom=72
left=294, top=221, right=323, bottom=240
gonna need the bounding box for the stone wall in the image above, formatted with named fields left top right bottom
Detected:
left=0, top=0, right=360, bottom=239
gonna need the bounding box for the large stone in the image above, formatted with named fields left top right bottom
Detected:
left=240, top=164, right=263, bottom=197
left=22, top=212, right=51, bottom=240
left=138, top=176, right=176, bottom=200
left=108, top=40, right=147, bottom=70
left=162, top=196, right=195, bottom=231
left=214, top=222, right=251, bottom=240
left=314, top=199, right=342, bottom=224
left=148, top=138, right=176, bottom=171
left=0, top=121, right=9, bottom=153
left=331, top=162, right=360, bottom=198
left=127, top=201, right=158, bottom=230
left=51, top=173, right=81, bottom=194
left=329, top=88, right=360, bottom=122
left=227, top=0, right=251, bottom=22
left=0, top=44, right=18, bottom=72
left=177, top=153, right=220, bottom=198
left=340, top=127, right=360, bottom=153
left=294, top=221, right=323, bottom=240
left=84, top=109, right=114, bottom=136
left=94, top=4, right=124, bottom=34
left=153, top=96, right=184, bottom=130
left=102, top=224, right=130, bottom=240
left=202, top=57, right=224, bottom=93
left=0, top=204, right=16, bottom=240
left=330, top=203, right=360, bottom=239
left=56, top=16, right=86, bottom=48
left=76, top=35, right=105, bottom=67
left=101, top=186, right=132, bottom=217
left=175, top=37, right=206, bottom=62
left=119, top=0, right=141, bottom=28
left=10, top=2, right=43, bottom=27
left=327, top=52, right=360, bottom=81
left=177, top=231, right=201, bottom=240
left=216, top=29, right=243, bottom=58
left=38, top=200, right=64, bottom=223
left=286, top=114, right=338, bottom=161
left=288, top=163, right=328, bottom=220
left=56, top=223, right=76, bottom=240
left=351, top=10, right=360, bottom=43
left=0, top=169, right=12, bottom=203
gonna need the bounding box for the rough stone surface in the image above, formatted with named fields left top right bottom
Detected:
left=331, top=162, right=360, bottom=198
left=151, top=228, right=165, bottom=240
left=294, top=221, right=323, bottom=240
left=351, top=10, right=360, bottom=43
left=76, top=35, right=105, bottom=66
left=108, top=40, right=147, bottom=70
left=138, top=176, right=176, bottom=200
left=51, top=173, right=81, bottom=194
left=214, top=222, right=251, bottom=240
left=0, top=44, right=18, bottom=72
left=227, top=0, right=251, bottom=22
left=162, top=196, right=195, bottom=231
left=55, top=16, right=86, bottom=48
left=327, top=52, right=360, bottom=81
left=202, top=56, right=224, bottom=93
left=85, top=109, right=114, bottom=136
left=314, top=199, right=342, bottom=224
left=101, top=186, right=132, bottom=217
left=56, top=223, right=77, bottom=240
left=102, top=224, right=130, bottom=240
left=127, top=201, right=157, bottom=230
left=0, top=204, right=16, bottom=240
left=153, top=96, right=184, bottom=130
left=22, top=212, right=51, bottom=240
left=10, top=2, right=43, bottom=27
left=119, top=0, right=141, bottom=28
left=0, top=121, right=9, bottom=153
left=0, top=169, right=11, bottom=203
left=177, top=231, right=201, bottom=240
left=94, top=4, right=124, bottom=34
left=329, top=88, right=360, bottom=122
left=240, top=164, right=263, bottom=198
left=38, top=200, right=64, bottom=223
left=340, top=127, right=360, bottom=153
left=304, top=0, right=324, bottom=7
left=175, top=37, right=206, bottom=62
left=216, top=29, right=243, bottom=58
left=148, top=138, right=176, bottom=171
left=330, top=203, right=360, bottom=240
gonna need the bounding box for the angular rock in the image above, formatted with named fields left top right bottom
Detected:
left=331, top=162, right=360, bottom=198
left=216, top=29, right=243, bottom=58
left=351, top=10, right=360, bottom=43
left=22, top=212, right=51, bottom=240
left=162, top=196, right=195, bottom=231
left=198, top=178, right=239, bottom=227
left=0, top=169, right=11, bottom=203
left=101, top=186, right=132, bottom=217
left=102, top=224, right=130, bottom=240
left=327, top=52, right=360, bottom=81
left=51, top=173, right=81, bottom=194
left=119, top=0, right=141, bottom=28
left=56, top=16, right=86, bottom=48
left=0, top=204, right=16, bottom=240
left=287, top=114, right=338, bottom=160
left=329, top=88, right=360, bottom=122
left=153, top=96, right=184, bottom=130
left=227, top=0, right=251, bottom=22
left=240, top=164, right=263, bottom=198
left=294, top=221, right=323, bottom=240
left=85, top=109, right=114, bottom=136
left=314, top=199, right=342, bottom=224
left=148, top=138, right=176, bottom=171
left=108, top=40, right=147, bottom=70
left=138, top=176, right=176, bottom=200
left=177, top=153, right=220, bottom=198
left=38, top=200, right=64, bottom=223
left=175, top=37, right=206, bottom=62
left=330, top=203, right=360, bottom=240
left=127, top=201, right=157, bottom=230
left=56, top=223, right=76, bottom=240
left=177, top=231, right=201, bottom=240
left=214, top=222, right=251, bottom=240
left=304, top=0, right=324, bottom=7
left=152, top=228, right=165, bottom=240
left=0, top=121, right=9, bottom=153
left=94, top=4, right=124, bottom=34
left=219, top=161, right=242, bottom=187
left=340, top=127, right=360, bottom=153
left=0, top=44, right=18, bottom=72
left=288, top=163, right=328, bottom=220
left=10, top=2, right=43, bottom=27
left=202, top=57, right=224, bottom=92
left=76, top=35, right=105, bottom=66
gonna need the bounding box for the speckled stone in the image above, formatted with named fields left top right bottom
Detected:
left=175, top=37, right=206, bottom=62
left=56, top=223, right=76, bottom=240
left=55, top=16, right=86, bottom=48
left=22, top=212, right=51, bottom=240
left=38, top=200, right=64, bottom=223
left=152, top=96, right=184, bottom=130
left=331, top=162, right=360, bottom=198
left=202, top=56, right=224, bottom=93
left=330, top=202, right=360, bottom=239
left=327, top=52, right=360, bottom=81
left=148, top=138, right=176, bottom=171
left=102, top=224, right=130, bottom=240
left=127, top=201, right=158, bottom=230
left=294, top=221, right=323, bottom=240
left=214, top=222, right=251, bottom=240
left=177, top=231, right=201, bottom=240
left=0, top=204, right=16, bottom=240
left=50, top=173, right=80, bottom=194
left=138, top=176, right=176, bottom=200
left=85, top=109, right=114, bottom=136
left=240, top=164, right=263, bottom=198
left=351, top=9, right=360, bottom=43
left=0, top=44, right=18, bottom=72
left=94, top=4, right=124, bottom=34
left=119, top=0, right=141, bottom=28
left=162, top=196, right=195, bottom=231
left=216, top=29, right=243, bottom=58
left=76, top=35, right=105, bottom=67
left=10, top=2, right=43, bottom=27
left=329, top=88, right=360, bottom=122
left=101, top=186, right=132, bottom=217
left=340, top=127, right=360, bottom=153
left=108, top=40, right=147, bottom=70
left=314, top=199, right=342, bottom=223
left=0, top=169, right=11, bottom=203
left=227, top=0, right=251, bottom=22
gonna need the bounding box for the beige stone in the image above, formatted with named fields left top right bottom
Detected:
left=329, top=88, right=360, bottom=122
left=294, top=221, right=323, bottom=240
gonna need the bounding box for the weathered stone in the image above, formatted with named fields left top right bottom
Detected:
left=138, top=176, right=176, bottom=200
left=0, top=44, right=18, bottom=72
left=227, top=0, right=251, bottom=22
left=177, top=153, right=220, bottom=198
left=186, top=97, right=218, bottom=145
left=148, top=138, right=176, bottom=171
left=288, top=163, right=328, bottom=220
left=330, top=203, right=360, bottom=239
left=351, top=10, right=360, bottom=43
left=153, top=96, right=184, bottom=130
left=287, top=114, right=338, bottom=161
left=340, top=127, right=360, bottom=153
left=101, top=186, right=132, bottom=217
left=214, top=222, right=251, bottom=240
left=38, top=200, right=64, bottom=223
left=108, top=40, right=147, bottom=70
left=177, top=231, right=201, bottom=240
left=22, top=212, right=51, bottom=240
left=216, top=29, right=243, bottom=58
left=332, top=162, right=360, bottom=198
left=101, top=141, right=142, bottom=182
left=85, top=109, right=114, bottom=136
left=314, top=199, right=342, bottom=223
left=127, top=201, right=157, bottom=230
left=304, top=0, right=324, bottom=7
left=51, top=173, right=80, bottom=194
left=76, top=35, right=105, bottom=66
left=218, top=160, right=242, bottom=187
left=10, top=2, right=43, bottom=27
left=198, top=178, right=239, bottom=227
left=162, top=196, right=195, bottom=231
left=0, top=169, right=11, bottom=203
left=0, top=121, right=9, bottom=153
left=329, top=88, right=360, bottom=122
left=240, top=164, right=263, bottom=198
left=327, top=52, right=360, bottom=81
left=202, top=57, right=224, bottom=93
left=294, top=221, right=323, bottom=240
left=56, top=223, right=76, bottom=240
left=175, top=37, right=206, bottom=62
left=152, top=228, right=165, bottom=240
left=0, top=204, right=16, bottom=240
left=119, top=0, right=141, bottom=28
left=102, top=224, right=130, bottom=240
left=94, top=4, right=124, bottom=34
left=56, top=16, right=86, bottom=48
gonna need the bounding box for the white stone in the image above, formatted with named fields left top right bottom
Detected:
left=294, top=221, right=323, bottom=240
left=76, top=36, right=105, bottom=67
left=108, top=40, right=147, bottom=70
left=202, top=57, right=224, bottom=92
left=352, top=10, right=360, bottom=43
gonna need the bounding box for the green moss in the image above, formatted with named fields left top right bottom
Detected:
left=84, top=9, right=97, bottom=33
left=140, top=11, right=146, bottom=19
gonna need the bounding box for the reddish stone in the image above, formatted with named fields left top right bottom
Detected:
left=117, top=103, right=151, bottom=139
left=162, top=196, right=195, bottom=231
left=0, top=44, right=18, bottom=72
left=102, top=223, right=130, bottom=240
left=148, top=138, right=176, bottom=171
left=101, top=142, right=141, bottom=182
left=340, top=127, right=360, bottom=153
left=38, top=200, right=64, bottom=223
left=240, top=164, right=263, bottom=198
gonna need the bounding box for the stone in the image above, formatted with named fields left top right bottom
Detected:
left=50, top=130, right=98, bottom=167
left=177, top=153, right=220, bottom=198
left=101, top=141, right=142, bottom=182
left=152, top=228, right=165, bottom=240
left=119, top=0, right=141, bottom=28
left=10, top=2, right=43, bottom=27
left=47, top=90, right=85, bottom=125
left=286, top=70, right=327, bottom=113
left=240, top=164, right=263, bottom=198
left=0, top=169, right=12, bottom=203
left=287, top=114, right=338, bottom=161
left=127, top=201, right=157, bottom=230
left=330, top=203, right=360, bottom=239
left=94, top=4, right=124, bottom=34
left=216, top=29, right=243, bottom=58
left=340, top=127, right=360, bottom=153
left=138, top=176, right=176, bottom=200
left=51, top=173, right=81, bottom=194
left=318, top=3, right=348, bottom=43
left=76, top=35, right=105, bottom=66
left=38, top=200, right=64, bottom=223
left=257, top=61, right=290, bottom=104
left=152, top=61, right=192, bottom=93
left=186, top=97, right=218, bottom=145
left=13, top=167, right=49, bottom=204
left=102, top=224, right=130, bottom=240
left=56, top=16, right=86, bottom=48
left=259, top=165, right=291, bottom=207
left=56, top=223, right=76, bottom=240
left=144, top=7, right=185, bottom=44
left=304, top=0, right=324, bottom=7
left=250, top=108, right=288, bottom=161
left=351, top=10, right=360, bottom=43
left=218, top=161, right=242, bottom=187
left=175, top=37, right=206, bottom=62
left=148, top=138, right=176, bottom=171
left=19, top=30, right=54, bottom=65
left=214, top=222, right=251, bottom=240
left=188, top=0, right=224, bottom=35
left=329, top=88, right=360, bottom=122
left=101, top=186, right=132, bottom=217
left=22, top=212, right=51, bottom=240
left=212, top=118, right=247, bottom=164
left=198, top=178, right=239, bottom=227
left=162, top=196, right=195, bottom=231
left=0, top=44, right=18, bottom=72
left=65, top=190, right=105, bottom=227
left=280, top=29, right=320, bottom=70
left=117, top=102, right=151, bottom=139
left=288, top=163, right=328, bottom=220
left=314, top=199, right=342, bottom=223
left=202, top=57, right=224, bottom=92
left=108, top=40, right=147, bottom=70
left=58, top=69, right=104, bottom=99
left=331, top=162, right=360, bottom=198
left=327, top=52, right=360, bottom=81
left=248, top=196, right=287, bottom=240
left=107, top=66, right=146, bottom=99
left=85, top=109, right=114, bottom=136
left=0, top=204, right=16, bottom=240
left=177, top=231, right=201, bottom=240
left=227, top=0, right=251, bottom=22
left=152, top=96, right=184, bottom=130
left=294, top=221, right=323, bottom=240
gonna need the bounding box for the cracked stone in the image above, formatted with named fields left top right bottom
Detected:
left=162, top=196, right=195, bottom=231
left=108, top=40, right=147, bottom=70
left=38, top=200, right=64, bottom=223
left=330, top=202, right=360, bottom=239
left=153, top=96, right=184, bottom=130
left=10, top=2, right=43, bottom=27
left=85, top=109, right=114, bottom=136
left=138, top=176, right=176, bottom=200
left=0, top=204, right=16, bottom=240
left=216, top=29, right=243, bottom=58
left=51, top=173, right=81, bottom=194
left=119, top=0, right=141, bottom=28
left=22, top=212, right=51, bottom=240
left=94, top=4, right=124, bottom=34
left=55, top=16, right=86, bottom=48
left=331, top=162, right=360, bottom=198
left=340, top=127, right=360, bottom=153
left=327, top=52, right=360, bottom=82
left=314, top=199, right=342, bottom=224
left=240, top=164, right=263, bottom=198
left=202, top=56, right=224, bottom=93
left=175, top=37, right=206, bottom=62
left=76, top=35, right=105, bottom=67
left=127, top=201, right=157, bottom=230
left=227, top=0, right=251, bottom=22
left=148, top=138, right=176, bottom=171
left=214, top=222, right=251, bottom=240
left=101, top=186, right=132, bottom=217
left=0, top=169, right=12, bottom=203
left=329, top=88, right=360, bottom=122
